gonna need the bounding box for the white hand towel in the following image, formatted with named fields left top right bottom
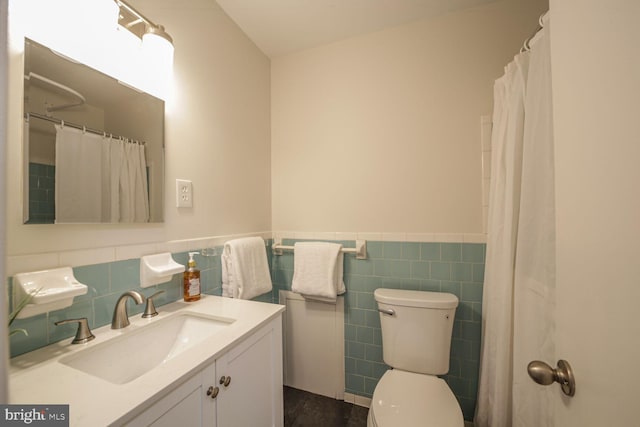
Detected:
left=221, top=237, right=272, bottom=300
left=291, top=242, right=346, bottom=303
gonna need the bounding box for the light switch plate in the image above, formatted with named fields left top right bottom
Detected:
left=176, top=179, right=193, bottom=208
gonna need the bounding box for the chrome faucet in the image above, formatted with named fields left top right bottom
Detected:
left=111, top=290, right=145, bottom=329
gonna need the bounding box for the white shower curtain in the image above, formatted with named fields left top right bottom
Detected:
left=475, top=14, right=555, bottom=427
left=55, top=126, right=149, bottom=223
left=22, top=119, right=30, bottom=223
left=55, top=125, right=104, bottom=222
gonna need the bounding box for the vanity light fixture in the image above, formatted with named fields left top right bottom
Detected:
left=114, top=0, right=174, bottom=55
left=114, top=0, right=174, bottom=97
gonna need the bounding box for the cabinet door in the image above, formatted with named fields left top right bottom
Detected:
left=125, top=364, right=217, bottom=427
left=216, top=317, right=283, bottom=427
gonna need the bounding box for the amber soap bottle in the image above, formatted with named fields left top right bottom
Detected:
left=183, top=252, right=201, bottom=302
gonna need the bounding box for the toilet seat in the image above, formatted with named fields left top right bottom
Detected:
left=368, top=369, right=464, bottom=427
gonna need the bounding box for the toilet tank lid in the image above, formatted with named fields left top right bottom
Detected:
left=374, top=289, right=459, bottom=309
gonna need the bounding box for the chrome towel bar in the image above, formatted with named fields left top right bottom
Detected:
left=272, top=239, right=367, bottom=260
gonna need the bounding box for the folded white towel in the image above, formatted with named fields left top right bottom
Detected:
left=291, top=242, right=346, bottom=303
left=221, top=237, right=273, bottom=300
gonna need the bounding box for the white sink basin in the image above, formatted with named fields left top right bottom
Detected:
left=59, top=313, right=234, bottom=384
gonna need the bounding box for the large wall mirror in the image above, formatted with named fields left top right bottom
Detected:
left=23, top=38, right=165, bottom=224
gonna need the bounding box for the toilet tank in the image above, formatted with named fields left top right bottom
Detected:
left=374, top=289, right=458, bottom=375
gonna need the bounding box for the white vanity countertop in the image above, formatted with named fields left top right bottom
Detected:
left=9, top=295, right=285, bottom=426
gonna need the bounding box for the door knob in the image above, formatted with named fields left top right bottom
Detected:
left=527, top=359, right=575, bottom=397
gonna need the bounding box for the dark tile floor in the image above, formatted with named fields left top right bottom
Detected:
left=284, top=386, right=370, bottom=427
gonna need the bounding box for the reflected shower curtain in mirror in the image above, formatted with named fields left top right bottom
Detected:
left=475, top=14, right=555, bottom=427
left=55, top=125, right=149, bottom=223
left=22, top=120, right=30, bottom=223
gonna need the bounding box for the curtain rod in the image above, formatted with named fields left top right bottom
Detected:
left=25, top=112, right=145, bottom=145
left=521, top=11, right=549, bottom=53
left=24, top=72, right=86, bottom=112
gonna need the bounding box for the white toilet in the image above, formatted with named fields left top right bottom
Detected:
left=367, top=288, right=464, bottom=427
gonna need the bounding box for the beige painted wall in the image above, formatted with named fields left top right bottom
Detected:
left=271, top=0, right=548, bottom=234
left=5, top=0, right=271, bottom=256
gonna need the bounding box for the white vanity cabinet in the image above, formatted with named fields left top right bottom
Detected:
left=124, top=315, right=283, bottom=427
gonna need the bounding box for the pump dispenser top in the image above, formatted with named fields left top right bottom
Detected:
left=183, top=252, right=201, bottom=302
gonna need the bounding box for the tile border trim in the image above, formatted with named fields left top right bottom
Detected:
left=7, top=230, right=486, bottom=276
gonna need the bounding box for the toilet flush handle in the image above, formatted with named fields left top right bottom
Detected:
left=378, top=308, right=395, bottom=316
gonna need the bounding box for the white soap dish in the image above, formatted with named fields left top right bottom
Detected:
left=140, top=253, right=185, bottom=288
left=13, top=267, right=88, bottom=319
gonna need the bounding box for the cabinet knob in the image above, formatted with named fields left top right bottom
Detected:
left=206, top=386, right=219, bottom=399
left=219, top=376, right=231, bottom=387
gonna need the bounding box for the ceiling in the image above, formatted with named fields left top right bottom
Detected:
left=215, top=0, right=499, bottom=58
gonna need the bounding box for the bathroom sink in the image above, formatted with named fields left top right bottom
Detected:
left=59, top=313, right=234, bottom=384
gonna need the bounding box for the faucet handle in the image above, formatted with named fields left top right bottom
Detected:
left=142, top=290, right=165, bottom=318
left=55, top=317, right=95, bottom=344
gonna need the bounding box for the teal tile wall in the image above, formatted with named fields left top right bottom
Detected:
left=27, top=163, right=55, bottom=224
left=8, top=238, right=483, bottom=421
left=8, top=248, right=228, bottom=358
left=270, top=239, right=485, bottom=422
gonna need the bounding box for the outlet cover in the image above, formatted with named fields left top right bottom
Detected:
left=176, top=179, right=193, bottom=208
